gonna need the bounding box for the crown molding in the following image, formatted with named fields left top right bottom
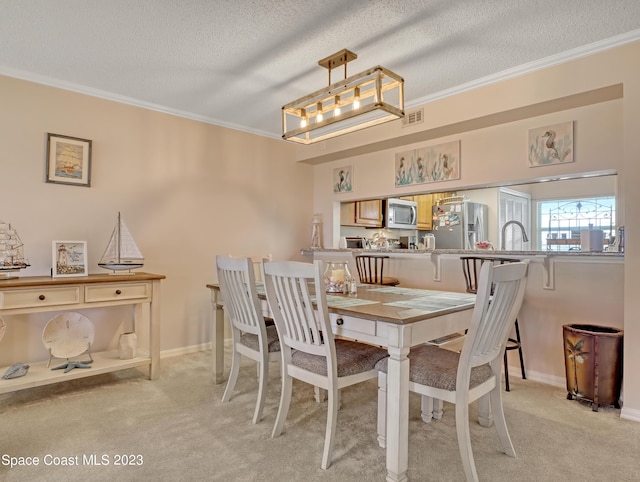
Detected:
left=2, top=29, right=639, bottom=141
left=406, top=29, right=640, bottom=110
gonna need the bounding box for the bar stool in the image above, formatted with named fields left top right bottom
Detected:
left=461, top=256, right=526, bottom=391
left=355, top=255, right=400, bottom=286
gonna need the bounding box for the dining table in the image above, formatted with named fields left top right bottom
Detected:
left=206, top=281, right=488, bottom=482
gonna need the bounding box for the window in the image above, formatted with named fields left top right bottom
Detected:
left=537, top=196, right=615, bottom=251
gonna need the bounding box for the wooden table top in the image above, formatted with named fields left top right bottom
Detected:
left=207, top=282, right=476, bottom=326
left=0, top=272, right=166, bottom=289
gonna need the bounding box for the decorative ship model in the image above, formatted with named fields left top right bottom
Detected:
left=0, top=221, right=30, bottom=278
left=98, top=212, right=144, bottom=274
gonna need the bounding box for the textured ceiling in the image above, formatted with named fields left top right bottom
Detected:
left=1, top=1, right=640, bottom=141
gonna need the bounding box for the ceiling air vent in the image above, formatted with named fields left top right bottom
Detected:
left=401, top=108, right=424, bottom=127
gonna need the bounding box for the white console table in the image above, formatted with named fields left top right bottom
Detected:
left=0, top=272, right=164, bottom=395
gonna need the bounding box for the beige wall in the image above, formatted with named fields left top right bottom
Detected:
left=306, top=41, right=640, bottom=420
left=0, top=75, right=312, bottom=363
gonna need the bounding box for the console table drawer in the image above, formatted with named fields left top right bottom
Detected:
left=85, top=283, right=150, bottom=303
left=0, top=287, right=81, bottom=309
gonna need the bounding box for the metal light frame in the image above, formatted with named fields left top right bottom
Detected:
left=282, top=49, right=404, bottom=145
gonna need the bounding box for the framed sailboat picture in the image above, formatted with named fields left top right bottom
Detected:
left=98, top=212, right=144, bottom=274
left=46, top=133, right=92, bottom=187
left=52, top=241, right=88, bottom=278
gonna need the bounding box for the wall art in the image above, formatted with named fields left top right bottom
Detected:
left=333, top=166, right=353, bottom=193
left=395, top=140, right=460, bottom=187
left=52, top=240, right=88, bottom=277
left=46, top=133, right=92, bottom=186
left=528, top=121, right=574, bottom=167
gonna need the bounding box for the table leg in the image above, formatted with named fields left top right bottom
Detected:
left=212, top=301, right=225, bottom=384
left=385, top=325, right=411, bottom=482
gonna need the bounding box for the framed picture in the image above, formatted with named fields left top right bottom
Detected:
left=333, top=166, right=353, bottom=193
left=395, top=140, right=461, bottom=186
left=528, top=121, right=574, bottom=167
left=46, top=133, right=92, bottom=186
left=52, top=241, right=88, bottom=278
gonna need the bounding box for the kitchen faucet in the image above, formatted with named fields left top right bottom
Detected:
left=501, top=220, right=529, bottom=250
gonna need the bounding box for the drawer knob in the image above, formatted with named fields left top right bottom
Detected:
left=336, top=318, right=344, bottom=326
left=38, top=294, right=46, bottom=301
left=115, top=289, right=122, bottom=295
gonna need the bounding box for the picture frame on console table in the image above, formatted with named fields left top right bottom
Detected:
left=46, top=133, right=92, bottom=187
left=52, top=241, right=88, bottom=278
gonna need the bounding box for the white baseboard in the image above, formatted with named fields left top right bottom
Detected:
left=509, top=365, right=640, bottom=423
left=159, top=339, right=232, bottom=359
left=620, top=407, right=640, bottom=422
left=506, top=365, right=567, bottom=388
left=160, top=342, right=212, bottom=359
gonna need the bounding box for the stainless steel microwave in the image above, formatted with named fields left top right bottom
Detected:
left=386, top=198, right=418, bottom=229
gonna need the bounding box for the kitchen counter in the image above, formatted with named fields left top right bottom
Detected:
left=301, top=247, right=623, bottom=290
left=301, top=247, right=623, bottom=258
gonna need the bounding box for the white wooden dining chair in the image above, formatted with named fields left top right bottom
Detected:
left=216, top=255, right=280, bottom=424
left=227, top=254, right=272, bottom=282
left=376, top=260, right=529, bottom=482
left=249, top=254, right=272, bottom=282
left=263, top=259, right=389, bottom=470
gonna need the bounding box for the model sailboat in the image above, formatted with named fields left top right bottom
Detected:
left=98, top=212, right=144, bottom=274
left=0, top=221, right=30, bottom=278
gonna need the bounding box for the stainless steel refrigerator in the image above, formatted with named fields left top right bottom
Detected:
left=432, top=201, right=488, bottom=249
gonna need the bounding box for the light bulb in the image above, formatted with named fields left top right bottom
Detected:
left=316, top=102, right=323, bottom=122
left=317, top=112, right=323, bottom=122
left=300, top=108, right=307, bottom=128
left=334, top=95, right=341, bottom=116
left=353, top=87, right=361, bottom=110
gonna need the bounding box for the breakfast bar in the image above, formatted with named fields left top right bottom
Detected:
left=305, top=247, right=623, bottom=290
left=305, top=248, right=624, bottom=395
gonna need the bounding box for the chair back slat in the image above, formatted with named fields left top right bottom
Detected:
left=461, top=256, right=520, bottom=294
left=461, top=257, right=481, bottom=293
left=459, top=260, right=529, bottom=375
left=355, top=255, right=399, bottom=286
left=216, top=256, right=263, bottom=336
left=264, top=260, right=333, bottom=359
left=355, top=255, right=387, bottom=284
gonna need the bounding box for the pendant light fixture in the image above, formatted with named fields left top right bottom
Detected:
left=282, top=49, right=404, bottom=145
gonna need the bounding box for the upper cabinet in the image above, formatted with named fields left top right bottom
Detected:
left=414, top=194, right=433, bottom=230
left=413, top=192, right=456, bottom=230
left=340, top=194, right=455, bottom=229
left=340, top=199, right=383, bottom=227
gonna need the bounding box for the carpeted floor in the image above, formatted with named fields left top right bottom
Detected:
left=1, top=349, right=639, bottom=481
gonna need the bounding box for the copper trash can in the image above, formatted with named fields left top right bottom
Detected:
left=563, top=324, right=623, bottom=411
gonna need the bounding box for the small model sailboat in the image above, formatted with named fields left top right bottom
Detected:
left=0, top=221, right=30, bottom=278
left=98, top=212, right=144, bottom=274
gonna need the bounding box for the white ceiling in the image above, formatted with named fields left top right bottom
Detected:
left=1, top=1, right=640, bottom=141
